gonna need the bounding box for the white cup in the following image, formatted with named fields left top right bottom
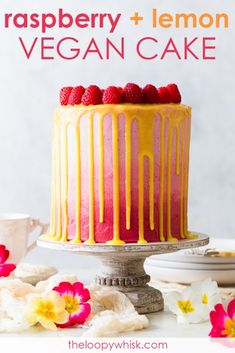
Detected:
left=0, top=213, right=48, bottom=264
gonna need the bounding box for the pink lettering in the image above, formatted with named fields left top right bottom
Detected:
left=83, top=38, right=103, bottom=60
left=41, top=14, right=56, bottom=33
left=58, top=9, right=73, bottom=29
left=160, top=38, right=181, bottom=59
left=137, top=37, right=158, bottom=60
left=106, top=37, right=124, bottom=59
left=5, top=13, right=13, bottom=27
left=184, top=37, right=199, bottom=59
left=57, top=37, right=80, bottom=60
left=19, top=37, right=38, bottom=59
left=41, top=37, right=54, bottom=60
left=203, top=37, right=216, bottom=60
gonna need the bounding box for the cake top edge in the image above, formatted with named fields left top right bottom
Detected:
left=60, top=83, right=182, bottom=106
left=55, top=104, right=192, bottom=119
left=57, top=103, right=191, bottom=110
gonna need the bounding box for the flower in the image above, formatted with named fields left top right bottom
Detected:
left=0, top=245, right=16, bottom=277
left=165, top=278, right=221, bottom=324
left=191, top=278, right=221, bottom=311
left=166, top=287, right=201, bottom=324
left=209, top=299, right=235, bottom=338
left=25, top=291, right=69, bottom=330
left=53, top=281, right=91, bottom=327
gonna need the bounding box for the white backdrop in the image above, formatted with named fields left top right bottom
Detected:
left=0, top=0, right=234, bottom=268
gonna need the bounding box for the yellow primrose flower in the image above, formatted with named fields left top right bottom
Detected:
left=25, top=291, right=69, bottom=330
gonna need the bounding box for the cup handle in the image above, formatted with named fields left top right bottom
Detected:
left=27, top=218, right=49, bottom=254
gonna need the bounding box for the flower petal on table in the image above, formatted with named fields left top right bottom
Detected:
left=25, top=310, right=38, bottom=326
left=210, top=304, right=227, bottom=328
left=39, top=318, right=57, bottom=331
left=177, top=310, right=202, bottom=324
left=209, top=326, right=225, bottom=338
left=45, top=291, right=66, bottom=312
left=191, top=278, right=218, bottom=296
left=0, top=264, right=16, bottom=277
left=181, top=286, right=196, bottom=300
left=227, top=299, right=235, bottom=319
left=54, top=310, right=69, bottom=325
left=70, top=303, right=91, bottom=324
left=53, top=281, right=75, bottom=296
left=27, top=296, right=41, bottom=307
left=202, top=278, right=218, bottom=295
left=72, top=282, right=84, bottom=293
left=165, top=291, right=181, bottom=313
left=0, top=245, right=9, bottom=264
left=56, top=320, right=75, bottom=329
left=76, top=288, right=90, bottom=303
left=208, top=294, right=222, bottom=308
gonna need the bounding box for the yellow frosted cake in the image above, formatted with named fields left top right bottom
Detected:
left=45, top=83, right=194, bottom=244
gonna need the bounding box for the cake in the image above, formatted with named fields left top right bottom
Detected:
left=45, top=83, right=194, bottom=244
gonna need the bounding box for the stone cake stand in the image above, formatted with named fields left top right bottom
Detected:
left=38, top=233, right=209, bottom=314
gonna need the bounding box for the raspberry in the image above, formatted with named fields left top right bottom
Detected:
left=68, top=86, right=85, bottom=105
left=117, top=87, right=123, bottom=95
left=167, top=84, right=181, bottom=103
left=102, top=86, right=123, bottom=104
left=60, top=86, right=73, bottom=105
left=158, top=87, right=172, bottom=104
left=123, top=83, right=143, bottom=104
left=81, top=85, right=102, bottom=105
left=142, top=84, right=160, bottom=103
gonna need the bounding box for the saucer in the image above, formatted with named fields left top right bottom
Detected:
left=145, top=238, right=235, bottom=285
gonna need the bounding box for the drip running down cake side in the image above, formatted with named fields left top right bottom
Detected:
left=44, top=83, right=196, bottom=244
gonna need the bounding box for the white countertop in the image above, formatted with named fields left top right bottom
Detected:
left=3, top=311, right=210, bottom=338
left=1, top=268, right=213, bottom=338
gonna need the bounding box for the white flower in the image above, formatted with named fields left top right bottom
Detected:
left=165, top=278, right=221, bottom=324
left=191, top=278, right=221, bottom=312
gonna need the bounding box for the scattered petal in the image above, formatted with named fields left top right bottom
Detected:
left=77, top=288, right=91, bottom=303
left=0, top=244, right=16, bottom=278
left=39, top=318, right=57, bottom=331
left=210, top=304, right=227, bottom=328
left=53, top=282, right=75, bottom=297
left=70, top=303, right=91, bottom=325
left=209, top=299, right=235, bottom=338
left=0, top=264, right=16, bottom=277
left=227, top=299, right=235, bottom=320
left=0, top=245, right=9, bottom=264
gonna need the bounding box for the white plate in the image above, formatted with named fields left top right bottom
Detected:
left=153, top=238, right=235, bottom=264
left=145, top=264, right=235, bottom=285
left=146, top=258, right=235, bottom=270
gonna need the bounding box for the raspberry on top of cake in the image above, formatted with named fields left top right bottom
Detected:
left=60, top=83, right=181, bottom=106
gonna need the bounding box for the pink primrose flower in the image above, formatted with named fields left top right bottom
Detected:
left=0, top=245, right=16, bottom=277
left=209, top=299, right=235, bottom=338
left=53, top=281, right=91, bottom=328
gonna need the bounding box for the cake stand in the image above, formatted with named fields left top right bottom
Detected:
left=38, top=233, right=209, bottom=314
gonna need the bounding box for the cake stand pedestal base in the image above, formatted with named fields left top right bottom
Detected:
left=94, top=253, right=163, bottom=313
left=38, top=233, right=209, bottom=314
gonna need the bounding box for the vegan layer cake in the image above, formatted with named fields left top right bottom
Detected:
left=45, top=83, right=193, bottom=244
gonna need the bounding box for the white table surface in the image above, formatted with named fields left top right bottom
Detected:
left=1, top=268, right=213, bottom=338
left=2, top=312, right=210, bottom=338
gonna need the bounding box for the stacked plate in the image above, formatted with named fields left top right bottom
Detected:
left=145, top=238, right=235, bottom=285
